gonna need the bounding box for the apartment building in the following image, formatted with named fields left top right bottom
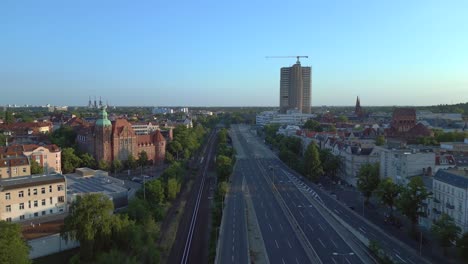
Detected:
left=432, top=169, right=468, bottom=233
left=0, top=174, right=66, bottom=222
left=0, top=155, right=30, bottom=178
left=0, top=144, right=61, bottom=174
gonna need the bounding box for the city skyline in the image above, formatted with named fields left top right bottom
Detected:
left=1, top=1, right=467, bottom=106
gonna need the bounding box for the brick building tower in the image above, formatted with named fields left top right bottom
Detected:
left=94, top=106, right=113, bottom=163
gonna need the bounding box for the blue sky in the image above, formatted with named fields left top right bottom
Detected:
left=1, top=0, right=467, bottom=107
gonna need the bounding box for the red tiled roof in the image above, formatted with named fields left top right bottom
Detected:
left=154, top=130, right=166, bottom=142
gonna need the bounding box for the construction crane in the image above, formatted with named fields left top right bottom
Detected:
left=265, top=55, right=308, bottom=64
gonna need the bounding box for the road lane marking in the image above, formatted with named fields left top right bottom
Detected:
left=331, top=257, right=338, bottom=264
left=299, top=211, right=304, bottom=218
left=308, top=224, right=314, bottom=231
left=275, top=240, right=280, bottom=248
left=330, top=239, right=338, bottom=249
left=287, top=239, right=292, bottom=248
left=319, top=223, right=325, bottom=231
left=231, top=255, right=234, bottom=262
left=318, top=238, right=326, bottom=248
left=345, top=257, right=352, bottom=264
left=282, top=258, right=286, bottom=264
left=269, top=224, right=273, bottom=232
left=334, top=209, right=340, bottom=214
left=296, top=258, right=300, bottom=264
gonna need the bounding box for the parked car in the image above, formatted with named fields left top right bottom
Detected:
left=131, top=177, right=142, bottom=183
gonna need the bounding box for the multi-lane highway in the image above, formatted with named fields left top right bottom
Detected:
left=218, top=125, right=378, bottom=264
left=220, top=124, right=433, bottom=264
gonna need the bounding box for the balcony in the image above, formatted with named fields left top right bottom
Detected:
left=446, top=203, right=455, bottom=210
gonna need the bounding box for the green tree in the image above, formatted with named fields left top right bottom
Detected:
left=376, top=178, right=402, bottom=217
left=431, top=214, right=461, bottom=255
left=49, top=126, right=77, bottom=148
left=216, top=155, right=232, bottom=181
left=126, top=198, right=152, bottom=224
left=80, top=153, right=97, bottom=169
left=167, top=178, right=179, bottom=200
left=112, top=159, right=123, bottom=173
left=62, top=147, right=82, bottom=174
left=98, top=159, right=110, bottom=171
left=165, top=151, right=175, bottom=164
left=303, top=142, right=323, bottom=181
left=0, top=221, right=31, bottom=264
left=375, top=135, right=385, bottom=146
left=4, top=109, right=14, bottom=124
left=138, top=151, right=149, bottom=167
left=218, top=181, right=229, bottom=197
left=126, top=154, right=138, bottom=170
left=319, top=149, right=342, bottom=179
left=396, top=176, right=431, bottom=232
left=145, top=179, right=165, bottom=205
left=95, top=249, right=139, bottom=264
left=168, top=141, right=183, bottom=160
left=0, top=134, right=6, bottom=146
left=218, top=128, right=228, bottom=144
left=61, top=193, right=115, bottom=260
left=337, top=115, right=348, bottom=122
left=457, top=232, right=468, bottom=262
left=303, top=119, right=322, bottom=131
left=30, top=159, right=44, bottom=174
left=357, top=163, right=380, bottom=204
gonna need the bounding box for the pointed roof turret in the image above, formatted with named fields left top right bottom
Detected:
left=96, top=106, right=112, bottom=127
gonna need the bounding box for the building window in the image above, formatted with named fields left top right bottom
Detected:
left=6, top=217, right=11, bottom=222
left=41, top=187, right=46, bottom=194
left=49, top=209, right=53, bottom=214
left=42, top=211, right=46, bottom=216
left=34, top=212, right=38, bottom=217
left=28, top=201, right=31, bottom=208
left=6, top=205, right=11, bottom=212
left=23, top=168, right=26, bottom=173
left=28, top=189, right=30, bottom=196
left=34, top=201, right=38, bottom=207
left=49, top=185, right=52, bottom=192
left=50, top=197, right=53, bottom=204
left=41, top=199, right=46, bottom=206
left=58, top=196, right=65, bottom=203
left=57, top=185, right=64, bottom=191
left=13, top=168, right=17, bottom=174
left=19, top=203, right=24, bottom=210
left=19, top=191, right=24, bottom=198
left=33, top=189, right=37, bottom=195
left=20, top=215, right=25, bottom=220
left=5, top=193, right=10, bottom=200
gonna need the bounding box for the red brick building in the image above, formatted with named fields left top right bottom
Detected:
left=386, top=108, right=433, bottom=140
left=77, top=107, right=166, bottom=165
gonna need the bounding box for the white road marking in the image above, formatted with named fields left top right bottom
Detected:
left=287, top=239, right=292, bottom=248
left=334, top=209, right=340, bottom=214
left=269, top=224, right=273, bottom=232
left=359, top=227, right=366, bottom=234
left=308, top=224, right=314, bottom=231
left=299, top=211, right=304, bottom=218
left=232, top=255, right=234, bottom=262
left=282, top=258, right=286, bottom=264
left=296, top=258, right=300, bottom=264
left=345, top=257, right=352, bottom=264
left=395, top=254, right=407, bottom=263
left=232, top=245, right=234, bottom=251
left=318, top=238, right=326, bottom=248
left=275, top=240, right=280, bottom=248
left=331, top=257, right=338, bottom=264
left=330, top=239, right=338, bottom=249
left=280, top=223, right=284, bottom=231
left=319, top=223, right=325, bottom=231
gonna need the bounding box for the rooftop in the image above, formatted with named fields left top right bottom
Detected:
left=66, top=172, right=127, bottom=197
left=434, top=169, right=468, bottom=189
left=0, top=173, right=65, bottom=190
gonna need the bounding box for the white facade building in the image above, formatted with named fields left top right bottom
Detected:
left=432, top=169, right=468, bottom=234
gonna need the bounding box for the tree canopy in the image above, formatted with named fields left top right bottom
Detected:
left=376, top=178, right=402, bottom=217
left=303, top=142, right=323, bottom=181
left=396, top=176, right=431, bottom=229
left=62, top=147, right=82, bottom=174
left=357, top=163, right=380, bottom=204
left=431, top=214, right=461, bottom=255
left=30, top=159, right=44, bottom=174
left=0, top=221, right=31, bottom=264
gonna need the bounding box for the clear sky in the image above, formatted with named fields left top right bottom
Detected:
left=1, top=0, right=467, bottom=107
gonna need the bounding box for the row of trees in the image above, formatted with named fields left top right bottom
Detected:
left=61, top=147, right=150, bottom=174
left=166, top=125, right=206, bottom=162
left=417, top=130, right=468, bottom=146
left=210, top=128, right=234, bottom=262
